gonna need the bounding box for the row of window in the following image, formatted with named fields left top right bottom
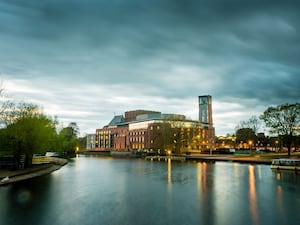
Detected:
left=130, top=136, right=145, bottom=143
left=129, top=131, right=146, bottom=136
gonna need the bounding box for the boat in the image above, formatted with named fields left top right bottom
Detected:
left=271, top=158, right=300, bottom=171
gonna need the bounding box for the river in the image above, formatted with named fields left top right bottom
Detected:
left=1, top=155, right=300, bottom=225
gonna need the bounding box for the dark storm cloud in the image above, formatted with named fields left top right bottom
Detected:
left=2, top=0, right=300, bottom=68
left=1, top=0, right=299, bottom=135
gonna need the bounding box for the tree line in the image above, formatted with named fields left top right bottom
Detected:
left=234, top=103, right=300, bottom=156
left=0, top=87, right=80, bottom=168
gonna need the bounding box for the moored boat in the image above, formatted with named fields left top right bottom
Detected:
left=271, top=158, right=300, bottom=171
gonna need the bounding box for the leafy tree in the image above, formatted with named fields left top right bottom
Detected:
left=0, top=103, right=58, bottom=167
left=260, top=103, right=300, bottom=156
left=236, top=128, right=257, bottom=147
left=152, top=122, right=174, bottom=154
left=57, top=122, right=79, bottom=155
left=77, top=135, right=87, bottom=151
left=68, top=122, right=80, bottom=137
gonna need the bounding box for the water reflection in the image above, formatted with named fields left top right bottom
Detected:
left=248, top=165, right=259, bottom=225
left=197, top=162, right=208, bottom=193
left=273, top=170, right=300, bottom=183
left=167, top=158, right=172, bottom=186
left=196, top=162, right=215, bottom=225
left=276, top=184, right=285, bottom=223
left=1, top=157, right=300, bottom=225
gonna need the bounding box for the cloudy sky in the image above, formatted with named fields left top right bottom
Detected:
left=0, top=0, right=299, bottom=136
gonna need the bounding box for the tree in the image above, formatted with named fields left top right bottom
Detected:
left=236, top=115, right=261, bottom=134
left=236, top=128, right=257, bottom=147
left=0, top=84, right=14, bottom=127
left=2, top=104, right=56, bottom=166
left=77, top=135, right=87, bottom=150
left=0, top=103, right=58, bottom=167
left=57, top=122, right=79, bottom=155
left=152, top=122, right=174, bottom=154
left=260, top=103, right=300, bottom=156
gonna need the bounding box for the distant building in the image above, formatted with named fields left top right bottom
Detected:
left=88, top=96, right=216, bottom=154
left=199, top=95, right=215, bottom=150
left=86, top=133, right=96, bottom=149
left=216, top=136, right=236, bottom=149
left=199, top=95, right=213, bottom=126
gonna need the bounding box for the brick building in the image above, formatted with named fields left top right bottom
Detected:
left=87, top=96, right=215, bottom=154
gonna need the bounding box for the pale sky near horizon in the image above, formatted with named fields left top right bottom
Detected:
left=0, top=0, right=299, bottom=136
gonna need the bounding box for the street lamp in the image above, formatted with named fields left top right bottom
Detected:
left=167, top=150, right=171, bottom=156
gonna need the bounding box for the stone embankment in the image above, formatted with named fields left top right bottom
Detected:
left=0, top=158, right=67, bottom=186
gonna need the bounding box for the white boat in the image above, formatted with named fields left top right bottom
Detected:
left=271, top=158, right=300, bottom=171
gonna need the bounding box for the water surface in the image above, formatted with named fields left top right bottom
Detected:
left=1, top=155, right=300, bottom=225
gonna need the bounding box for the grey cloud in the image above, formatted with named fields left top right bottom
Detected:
left=1, top=0, right=299, bottom=135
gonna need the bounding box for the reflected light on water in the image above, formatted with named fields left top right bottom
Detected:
left=248, top=165, right=259, bottom=225
left=197, top=162, right=207, bottom=194
left=167, top=158, right=172, bottom=187
left=2, top=157, right=300, bottom=225
left=276, top=184, right=285, bottom=222
left=276, top=172, right=281, bottom=180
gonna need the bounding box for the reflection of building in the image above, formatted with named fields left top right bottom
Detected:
left=87, top=96, right=215, bottom=153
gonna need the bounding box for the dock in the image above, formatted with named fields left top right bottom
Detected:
left=145, top=156, right=186, bottom=161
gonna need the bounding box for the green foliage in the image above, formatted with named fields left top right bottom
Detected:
left=0, top=86, right=82, bottom=167
left=260, top=103, right=300, bottom=135
left=260, top=103, right=300, bottom=155
left=0, top=105, right=58, bottom=167
left=5, top=116, right=57, bottom=154
left=57, top=123, right=79, bottom=155
left=77, top=136, right=87, bottom=150
left=236, top=128, right=257, bottom=144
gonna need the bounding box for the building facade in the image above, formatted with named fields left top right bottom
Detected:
left=86, top=134, right=96, bottom=149
left=88, top=96, right=216, bottom=154
left=198, top=95, right=215, bottom=150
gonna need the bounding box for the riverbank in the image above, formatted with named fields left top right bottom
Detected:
left=0, top=158, right=68, bottom=186
left=1, top=153, right=298, bottom=186
left=82, top=150, right=300, bottom=164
